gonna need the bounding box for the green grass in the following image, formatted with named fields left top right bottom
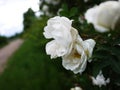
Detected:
left=0, top=16, right=72, bottom=90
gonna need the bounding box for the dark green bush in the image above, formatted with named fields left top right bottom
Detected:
left=0, top=36, right=8, bottom=48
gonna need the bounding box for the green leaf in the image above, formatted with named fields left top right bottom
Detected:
left=110, top=57, right=120, bottom=74
left=110, top=46, right=120, bottom=60
left=92, top=59, right=111, bottom=77
left=69, top=7, right=78, bottom=17
left=61, top=4, right=68, bottom=11
left=59, top=4, right=69, bottom=17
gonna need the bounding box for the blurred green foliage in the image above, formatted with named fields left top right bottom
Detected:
left=23, top=8, right=35, bottom=31
left=0, top=36, right=8, bottom=48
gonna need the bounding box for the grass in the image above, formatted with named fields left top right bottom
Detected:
left=0, top=16, right=72, bottom=90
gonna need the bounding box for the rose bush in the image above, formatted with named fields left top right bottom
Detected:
left=85, top=1, right=120, bottom=33
left=43, top=16, right=96, bottom=74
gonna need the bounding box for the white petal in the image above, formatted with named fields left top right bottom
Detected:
left=62, top=57, right=81, bottom=71
left=61, top=16, right=73, bottom=29
left=94, top=24, right=109, bottom=33
left=72, top=52, right=87, bottom=74
left=47, top=16, right=72, bottom=30
left=70, top=27, right=79, bottom=41
left=62, top=44, right=87, bottom=74
left=85, top=6, right=98, bottom=24
left=47, top=16, right=60, bottom=25
left=43, top=26, right=54, bottom=39
left=62, top=48, right=82, bottom=71
left=83, top=39, right=96, bottom=59
left=46, top=40, right=67, bottom=59
left=51, top=24, right=72, bottom=42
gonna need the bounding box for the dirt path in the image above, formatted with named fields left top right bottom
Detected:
left=0, top=39, right=24, bottom=73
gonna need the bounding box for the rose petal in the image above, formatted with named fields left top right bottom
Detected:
left=83, top=39, right=96, bottom=59
left=46, top=40, right=67, bottom=59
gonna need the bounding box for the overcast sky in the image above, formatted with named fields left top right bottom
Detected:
left=0, top=0, right=40, bottom=37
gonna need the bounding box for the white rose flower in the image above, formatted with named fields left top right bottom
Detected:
left=44, top=16, right=96, bottom=73
left=62, top=37, right=96, bottom=74
left=91, top=70, right=110, bottom=87
left=43, top=16, right=75, bottom=58
left=85, top=1, right=120, bottom=33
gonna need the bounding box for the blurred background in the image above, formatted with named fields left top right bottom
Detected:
left=0, top=0, right=120, bottom=90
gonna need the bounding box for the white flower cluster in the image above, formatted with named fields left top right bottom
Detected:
left=85, top=1, right=120, bottom=33
left=43, top=16, right=96, bottom=74
left=91, top=71, right=110, bottom=87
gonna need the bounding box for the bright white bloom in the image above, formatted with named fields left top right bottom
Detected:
left=43, top=16, right=73, bottom=58
left=70, top=86, right=82, bottom=90
left=85, top=1, right=120, bottom=33
left=43, top=16, right=96, bottom=74
left=91, top=71, right=110, bottom=87
left=62, top=37, right=96, bottom=74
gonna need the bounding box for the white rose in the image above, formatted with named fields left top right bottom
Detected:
left=91, top=70, right=110, bottom=87
left=44, top=16, right=96, bottom=74
left=44, top=16, right=76, bottom=58
left=85, top=1, right=120, bottom=33
left=62, top=36, right=96, bottom=74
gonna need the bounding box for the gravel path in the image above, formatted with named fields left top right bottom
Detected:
left=0, top=39, right=24, bottom=73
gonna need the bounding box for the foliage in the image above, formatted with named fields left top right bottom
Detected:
left=0, top=36, right=8, bottom=48
left=23, top=8, right=35, bottom=31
